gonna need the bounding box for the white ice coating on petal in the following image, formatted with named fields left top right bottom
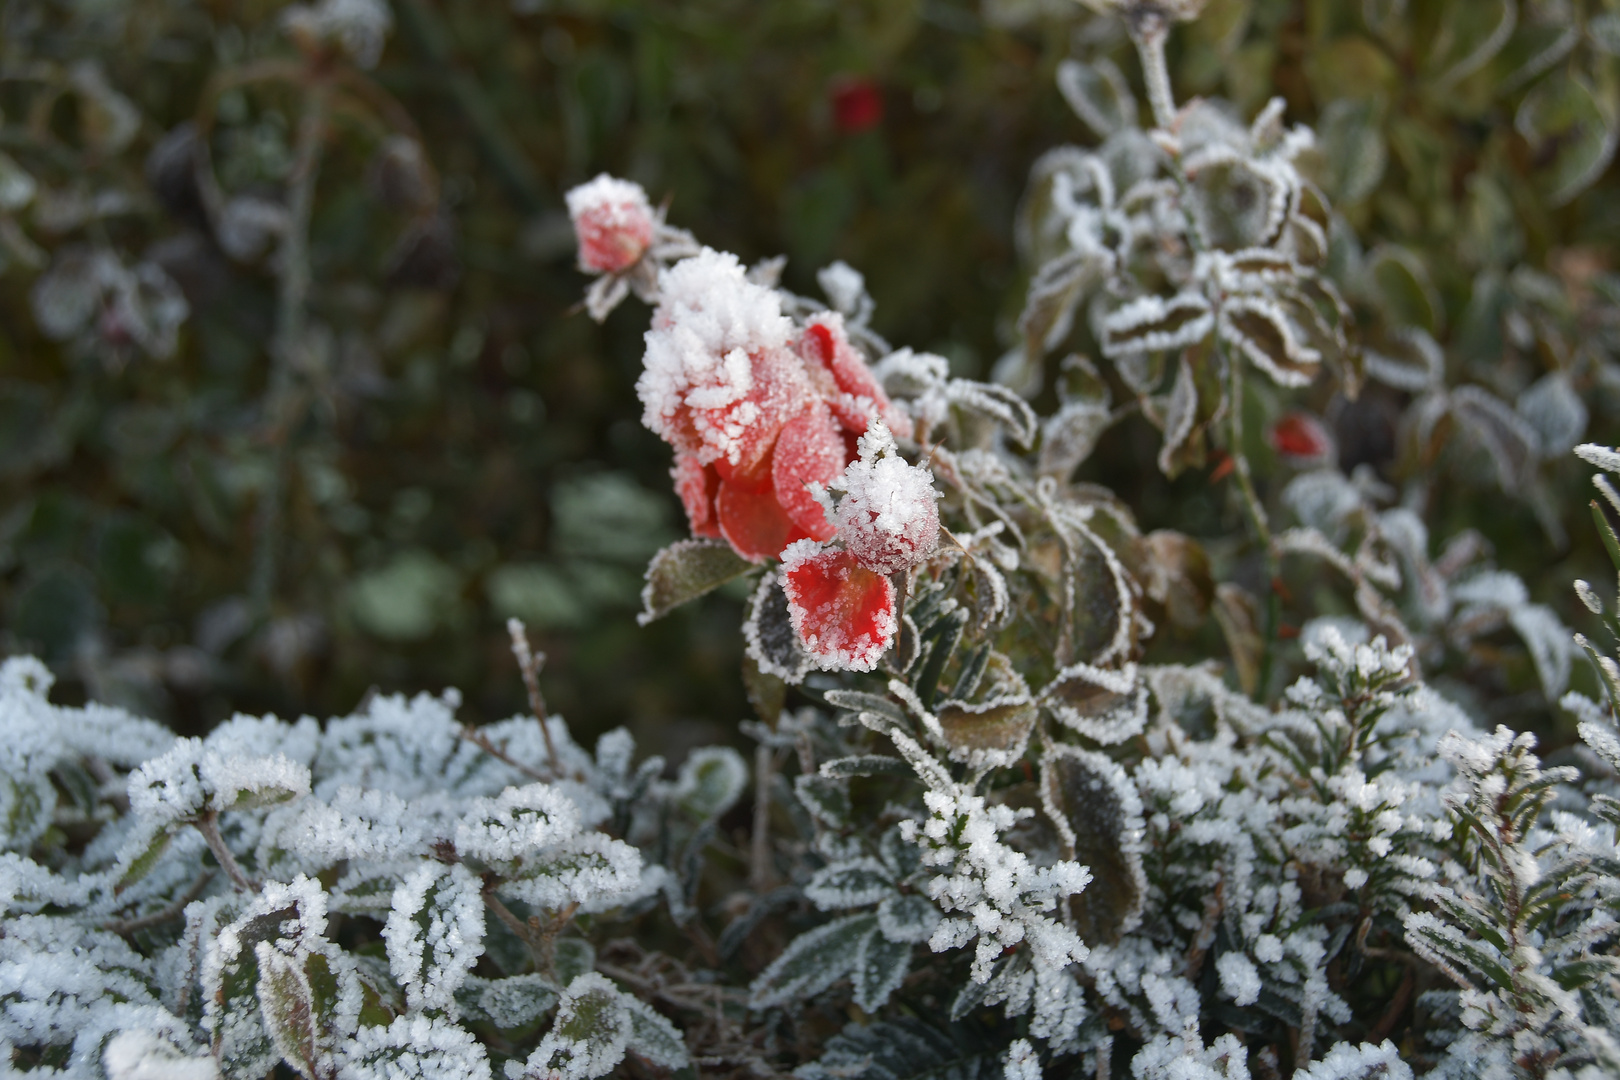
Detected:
left=565, top=174, right=653, bottom=224
left=833, top=419, right=941, bottom=575
left=636, top=247, right=796, bottom=465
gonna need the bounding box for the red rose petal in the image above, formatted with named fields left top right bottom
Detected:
left=771, top=407, right=844, bottom=541
left=798, top=316, right=913, bottom=440
left=718, top=480, right=801, bottom=562
left=672, top=453, right=722, bottom=539
left=780, top=543, right=897, bottom=672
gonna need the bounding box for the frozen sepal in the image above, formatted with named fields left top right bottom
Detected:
left=781, top=542, right=899, bottom=672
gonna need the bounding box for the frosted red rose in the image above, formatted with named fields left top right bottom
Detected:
left=567, top=174, right=656, bottom=274
left=638, top=249, right=912, bottom=562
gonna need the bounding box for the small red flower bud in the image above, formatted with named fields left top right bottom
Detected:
left=566, top=174, right=655, bottom=274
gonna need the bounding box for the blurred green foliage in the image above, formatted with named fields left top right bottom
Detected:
left=1, top=0, right=1617, bottom=752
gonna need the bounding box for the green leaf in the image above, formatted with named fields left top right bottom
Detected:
left=749, top=913, right=878, bottom=1008
left=935, top=697, right=1037, bottom=765
left=1317, top=99, right=1387, bottom=203
left=624, top=996, right=689, bottom=1070
left=114, top=824, right=173, bottom=889
left=1366, top=245, right=1442, bottom=334
left=1516, top=74, right=1618, bottom=206
left=851, top=928, right=910, bottom=1012
left=638, top=539, right=755, bottom=625
left=673, top=746, right=748, bottom=820
left=794, top=773, right=851, bottom=828
left=1055, top=57, right=1137, bottom=135
left=255, top=945, right=323, bottom=1080
left=795, top=1018, right=1000, bottom=1080
left=542, top=973, right=633, bottom=1080
left=819, top=755, right=914, bottom=779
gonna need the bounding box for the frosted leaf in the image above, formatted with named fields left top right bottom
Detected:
left=385, top=862, right=485, bottom=1016
left=833, top=421, right=941, bottom=575
left=1507, top=604, right=1573, bottom=699
left=1039, top=400, right=1112, bottom=478
left=281, top=787, right=429, bottom=863
left=524, top=973, right=632, bottom=1080
left=1129, top=1031, right=1250, bottom=1080
left=851, top=928, right=910, bottom=1011
left=1516, top=371, right=1587, bottom=457
left=744, top=570, right=815, bottom=684
left=1214, top=952, right=1261, bottom=1007
left=1042, top=661, right=1146, bottom=744
left=1099, top=293, right=1214, bottom=357
left=1039, top=745, right=1145, bottom=945
left=1450, top=386, right=1540, bottom=493
left=877, top=893, right=942, bottom=945
left=749, top=913, right=877, bottom=1008
left=935, top=696, right=1038, bottom=768
left=339, top=1015, right=492, bottom=1080
left=1056, top=57, right=1137, bottom=136
left=1450, top=569, right=1528, bottom=610
left=1364, top=327, right=1444, bottom=391
left=454, top=784, right=580, bottom=863
left=103, top=1028, right=219, bottom=1080
left=0, top=150, right=36, bottom=212
left=281, top=0, right=393, bottom=69
left=804, top=857, right=894, bottom=910
left=671, top=746, right=748, bottom=820
left=780, top=541, right=898, bottom=672
left=566, top=175, right=655, bottom=275
left=623, top=996, right=688, bottom=1070
left=1219, top=296, right=1321, bottom=387
left=216, top=196, right=289, bottom=262
left=818, top=261, right=870, bottom=319
left=1574, top=579, right=1604, bottom=614
left=1575, top=443, right=1620, bottom=475
left=31, top=246, right=117, bottom=340
left=462, top=974, right=557, bottom=1030
left=1292, top=1040, right=1412, bottom=1080
left=256, top=942, right=329, bottom=1079
left=1003, top=1038, right=1041, bottom=1080
left=495, top=829, right=648, bottom=914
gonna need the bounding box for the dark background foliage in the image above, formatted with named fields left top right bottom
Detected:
left=2, top=0, right=1616, bottom=754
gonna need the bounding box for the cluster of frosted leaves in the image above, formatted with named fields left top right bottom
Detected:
left=0, top=656, right=737, bottom=1080
left=1019, top=60, right=1352, bottom=476
left=1274, top=464, right=1578, bottom=703
left=30, top=245, right=189, bottom=361
left=768, top=616, right=1603, bottom=1078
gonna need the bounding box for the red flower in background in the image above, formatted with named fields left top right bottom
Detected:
left=830, top=76, right=883, bottom=134
left=1267, top=412, right=1335, bottom=466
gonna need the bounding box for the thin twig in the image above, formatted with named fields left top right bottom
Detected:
left=1129, top=15, right=1178, bottom=130
left=750, top=742, right=777, bottom=892
left=1224, top=346, right=1283, bottom=698
left=105, top=870, right=216, bottom=936
left=194, top=811, right=257, bottom=893
left=481, top=880, right=546, bottom=973
left=459, top=726, right=549, bottom=782
left=508, top=618, right=560, bottom=773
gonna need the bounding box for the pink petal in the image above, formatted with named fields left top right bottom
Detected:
left=798, top=314, right=913, bottom=440
left=771, top=406, right=844, bottom=542
left=780, top=542, right=897, bottom=672
left=672, top=453, right=722, bottom=539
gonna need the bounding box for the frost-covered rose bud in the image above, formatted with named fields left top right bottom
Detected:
left=566, top=174, right=656, bottom=274
left=834, top=421, right=939, bottom=575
